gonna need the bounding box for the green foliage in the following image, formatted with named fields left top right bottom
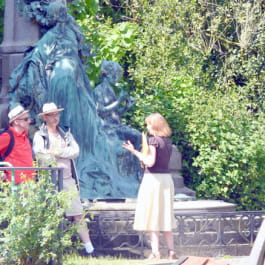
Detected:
left=187, top=91, right=265, bottom=210
left=64, top=254, right=161, bottom=265
left=179, top=0, right=265, bottom=108
left=117, top=0, right=265, bottom=210
left=68, top=0, right=99, bottom=18
left=169, top=0, right=265, bottom=209
left=118, top=0, right=201, bottom=186
left=69, top=0, right=265, bottom=210
left=68, top=0, right=138, bottom=88
left=0, top=172, right=77, bottom=265
left=77, top=16, right=138, bottom=86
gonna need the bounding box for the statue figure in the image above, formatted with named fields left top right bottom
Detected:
left=94, top=61, right=141, bottom=143
left=10, top=1, right=93, bottom=133
left=94, top=60, right=142, bottom=182
left=8, top=0, right=142, bottom=199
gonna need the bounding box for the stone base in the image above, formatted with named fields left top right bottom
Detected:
left=82, top=199, right=255, bottom=258
left=84, top=199, right=236, bottom=213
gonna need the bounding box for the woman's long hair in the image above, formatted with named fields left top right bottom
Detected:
left=145, top=113, right=172, bottom=137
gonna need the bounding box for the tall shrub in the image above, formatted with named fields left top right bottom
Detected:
left=68, top=0, right=265, bottom=210
left=187, top=91, right=265, bottom=210
left=0, top=172, right=77, bottom=265
left=177, top=0, right=265, bottom=108
left=123, top=0, right=201, bottom=185
left=68, top=0, right=138, bottom=87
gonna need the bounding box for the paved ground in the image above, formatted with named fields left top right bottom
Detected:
left=143, top=256, right=250, bottom=265
left=216, top=256, right=248, bottom=265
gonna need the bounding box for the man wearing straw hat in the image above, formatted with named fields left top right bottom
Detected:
left=33, top=102, right=96, bottom=257
left=0, top=105, right=34, bottom=184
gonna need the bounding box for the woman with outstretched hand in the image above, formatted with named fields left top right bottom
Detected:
left=123, top=113, right=177, bottom=260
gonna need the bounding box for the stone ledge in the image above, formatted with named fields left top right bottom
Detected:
left=84, top=199, right=236, bottom=213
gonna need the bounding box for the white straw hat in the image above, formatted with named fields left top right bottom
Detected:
left=8, top=105, right=29, bottom=123
left=39, top=102, right=64, bottom=116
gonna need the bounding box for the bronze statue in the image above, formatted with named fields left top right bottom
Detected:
left=94, top=60, right=142, bottom=184
left=9, top=1, right=142, bottom=199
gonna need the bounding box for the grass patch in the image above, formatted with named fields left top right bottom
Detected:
left=63, top=254, right=170, bottom=265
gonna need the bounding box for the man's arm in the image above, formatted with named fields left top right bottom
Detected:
left=51, top=132, right=80, bottom=160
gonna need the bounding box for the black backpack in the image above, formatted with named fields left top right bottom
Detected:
left=0, top=129, right=15, bottom=161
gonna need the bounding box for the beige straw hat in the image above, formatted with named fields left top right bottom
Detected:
left=38, top=102, right=64, bottom=116
left=8, top=105, right=29, bottom=123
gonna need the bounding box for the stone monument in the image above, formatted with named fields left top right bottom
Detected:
left=0, top=0, right=195, bottom=201
left=0, top=0, right=39, bottom=129
left=1, top=0, right=142, bottom=199
left=169, top=145, right=196, bottom=200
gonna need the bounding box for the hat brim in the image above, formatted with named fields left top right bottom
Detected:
left=9, top=110, right=29, bottom=123
left=38, top=108, right=64, bottom=116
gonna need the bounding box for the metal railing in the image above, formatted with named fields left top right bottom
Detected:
left=88, top=209, right=265, bottom=258
left=0, top=163, right=64, bottom=192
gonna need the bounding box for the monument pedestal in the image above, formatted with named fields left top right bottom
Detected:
left=169, top=145, right=197, bottom=200
left=83, top=199, right=242, bottom=258
left=85, top=199, right=236, bottom=213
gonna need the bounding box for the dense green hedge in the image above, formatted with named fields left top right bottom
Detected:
left=187, top=91, right=265, bottom=209
left=52, top=1, right=265, bottom=210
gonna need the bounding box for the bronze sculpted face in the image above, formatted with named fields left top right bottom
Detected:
left=100, top=60, right=122, bottom=85
left=46, top=2, right=67, bottom=26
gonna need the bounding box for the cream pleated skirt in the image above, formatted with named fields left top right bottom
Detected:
left=133, top=173, right=176, bottom=231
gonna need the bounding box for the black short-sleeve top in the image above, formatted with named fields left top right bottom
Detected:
left=144, top=136, right=172, bottom=174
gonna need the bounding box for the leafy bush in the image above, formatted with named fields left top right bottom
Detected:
left=68, top=1, right=138, bottom=88
left=187, top=91, right=265, bottom=210
left=0, top=171, right=77, bottom=265
left=78, top=16, right=138, bottom=87
left=68, top=0, right=265, bottom=210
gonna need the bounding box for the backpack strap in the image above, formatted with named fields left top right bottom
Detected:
left=0, top=130, right=15, bottom=161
